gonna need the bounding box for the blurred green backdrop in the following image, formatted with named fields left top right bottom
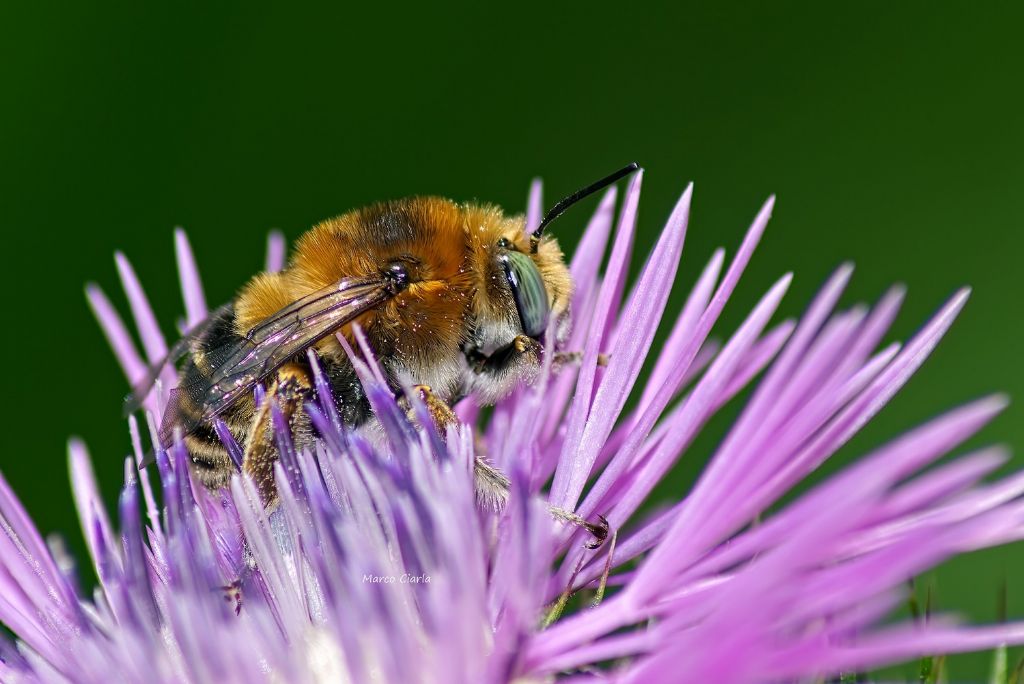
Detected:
left=2, top=2, right=1022, bottom=677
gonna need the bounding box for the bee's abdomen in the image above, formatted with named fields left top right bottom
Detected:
left=321, top=354, right=374, bottom=428
left=172, top=306, right=250, bottom=489
left=172, top=305, right=378, bottom=490
left=183, top=421, right=237, bottom=490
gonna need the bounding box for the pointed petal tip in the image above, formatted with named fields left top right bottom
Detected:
left=266, top=228, right=285, bottom=247
left=887, top=282, right=908, bottom=299
left=668, top=183, right=694, bottom=222
left=938, top=287, right=972, bottom=319
left=829, top=262, right=856, bottom=288
left=760, top=272, right=794, bottom=306
left=878, top=340, right=903, bottom=359
left=600, top=184, right=618, bottom=202
left=942, top=394, right=1012, bottom=431
left=984, top=444, right=1013, bottom=463
left=747, top=195, right=776, bottom=232
left=265, top=230, right=287, bottom=272
left=67, top=437, right=90, bottom=470
left=174, top=227, right=192, bottom=252
left=980, top=392, right=1011, bottom=413
left=114, top=250, right=140, bottom=283
left=848, top=302, right=869, bottom=318
left=736, top=196, right=776, bottom=252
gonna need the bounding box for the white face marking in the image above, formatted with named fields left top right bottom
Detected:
left=456, top=309, right=541, bottom=405
left=474, top=317, right=520, bottom=355
left=386, top=305, right=538, bottom=407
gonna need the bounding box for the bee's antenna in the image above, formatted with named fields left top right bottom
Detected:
left=530, top=162, right=640, bottom=253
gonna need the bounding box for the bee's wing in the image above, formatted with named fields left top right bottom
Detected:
left=123, top=302, right=234, bottom=415
left=157, top=275, right=397, bottom=448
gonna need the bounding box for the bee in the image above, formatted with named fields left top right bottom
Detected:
left=127, top=164, right=638, bottom=539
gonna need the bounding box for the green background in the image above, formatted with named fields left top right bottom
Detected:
left=1, top=2, right=1022, bottom=678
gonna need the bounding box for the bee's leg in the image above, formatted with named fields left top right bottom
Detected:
left=471, top=443, right=609, bottom=541
left=407, top=384, right=459, bottom=433
left=543, top=520, right=618, bottom=626
left=552, top=351, right=610, bottom=368
left=479, top=460, right=611, bottom=550
left=243, top=362, right=314, bottom=506
left=473, top=454, right=511, bottom=511
left=218, top=579, right=243, bottom=616
left=488, top=474, right=610, bottom=549
left=465, top=340, right=612, bottom=547
left=549, top=509, right=611, bottom=549
left=400, top=384, right=511, bottom=511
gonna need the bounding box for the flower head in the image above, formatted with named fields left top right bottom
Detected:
left=1, top=174, right=1022, bottom=683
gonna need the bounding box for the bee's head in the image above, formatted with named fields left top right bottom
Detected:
left=505, top=162, right=640, bottom=340
left=469, top=163, right=639, bottom=349
left=495, top=234, right=569, bottom=342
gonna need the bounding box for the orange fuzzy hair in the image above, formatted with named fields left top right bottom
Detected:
left=233, top=197, right=571, bottom=368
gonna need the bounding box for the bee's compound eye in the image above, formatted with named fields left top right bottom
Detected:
left=500, top=251, right=550, bottom=339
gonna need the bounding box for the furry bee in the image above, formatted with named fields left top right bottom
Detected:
left=128, top=164, right=637, bottom=528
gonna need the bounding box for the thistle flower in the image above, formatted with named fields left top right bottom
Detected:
left=2, top=174, right=1023, bottom=683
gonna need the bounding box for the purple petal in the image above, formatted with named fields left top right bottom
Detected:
left=265, top=229, right=286, bottom=272
left=114, top=251, right=168, bottom=364
left=525, top=177, right=543, bottom=236
left=174, top=228, right=208, bottom=328
left=552, top=182, right=690, bottom=511
left=68, top=439, right=120, bottom=581
left=85, top=283, right=146, bottom=383
left=549, top=171, right=643, bottom=507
